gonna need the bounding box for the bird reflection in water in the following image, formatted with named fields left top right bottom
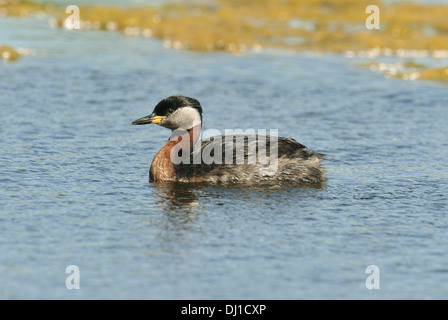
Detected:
left=150, top=181, right=204, bottom=216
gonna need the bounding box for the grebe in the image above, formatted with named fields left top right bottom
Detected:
left=132, top=95, right=326, bottom=184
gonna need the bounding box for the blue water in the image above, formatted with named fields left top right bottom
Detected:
left=1, top=13, right=448, bottom=299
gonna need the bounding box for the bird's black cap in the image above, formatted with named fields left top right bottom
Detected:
left=152, top=95, right=203, bottom=120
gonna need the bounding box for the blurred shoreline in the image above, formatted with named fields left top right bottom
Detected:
left=1, top=0, right=448, bottom=83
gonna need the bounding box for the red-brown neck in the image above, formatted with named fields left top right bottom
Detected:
left=149, top=125, right=201, bottom=181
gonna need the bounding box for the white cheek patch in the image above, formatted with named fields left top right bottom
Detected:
left=168, top=107, right=201, bottom=130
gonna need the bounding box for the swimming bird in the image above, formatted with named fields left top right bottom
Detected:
left=132, top=95, right=326, bottom=184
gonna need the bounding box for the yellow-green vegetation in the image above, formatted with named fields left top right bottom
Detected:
left=0, top=45, right=20, bottom=61
left=4, top=0, right=448, bottom=53
left=2, top=0, right=448, bottom=83
left=418, top=66, right=448, bottom=83
left=0, top=0, right=56, bottom=17
left=357, top=60, right=448, bottom=83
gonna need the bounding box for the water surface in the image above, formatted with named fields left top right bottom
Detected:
left=1, top=15, right=447, bottom=299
